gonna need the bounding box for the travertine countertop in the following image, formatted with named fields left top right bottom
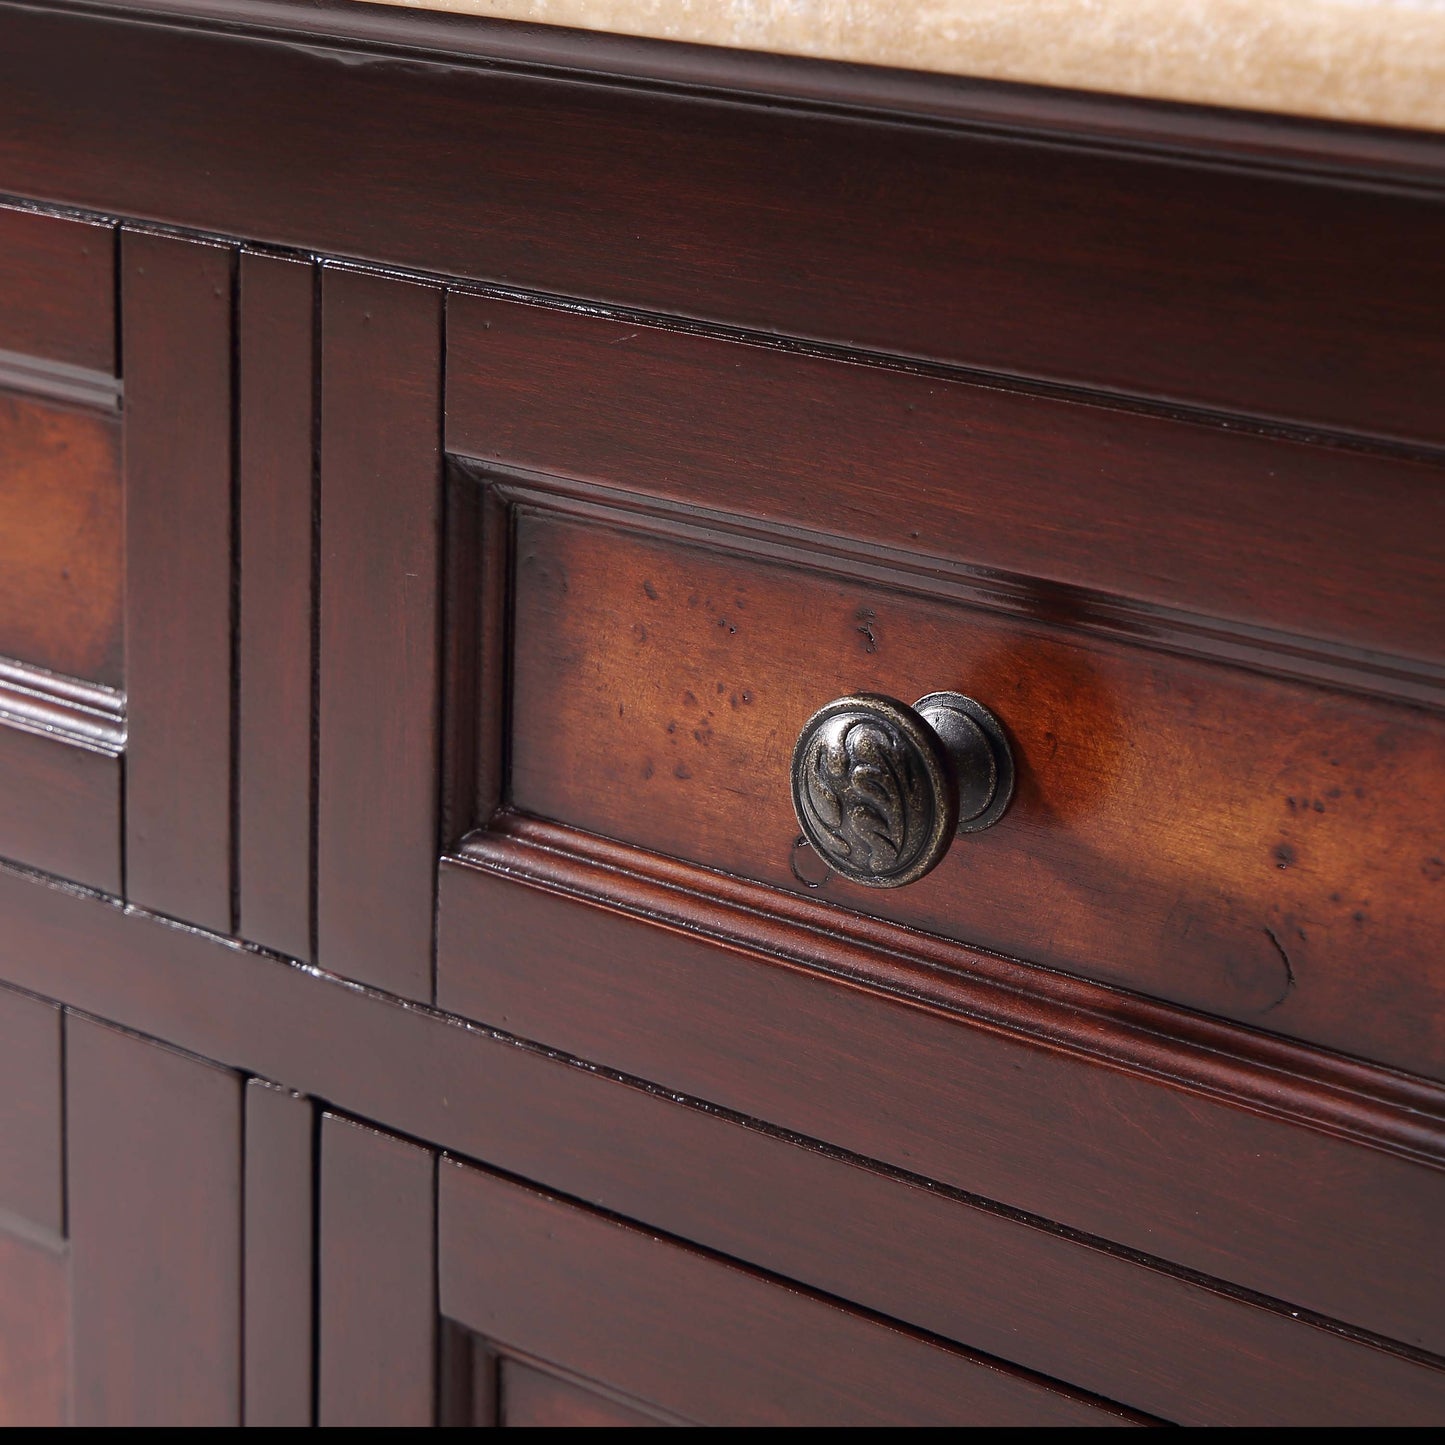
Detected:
left=362, top=1, right=1445, bottom=130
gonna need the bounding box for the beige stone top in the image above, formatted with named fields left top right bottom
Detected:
left=360, top=0, right=1445, bottom=130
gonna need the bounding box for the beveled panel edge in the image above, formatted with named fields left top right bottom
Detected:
left=0, top=348, right=120, bottom=413
left=23, top=0, right=1445, bottom=191
left=455, top=459, right=1445, bottom=721
left=453, top=814, right=1445, bottom=1170
left=0, top=658, right=125, bottom=754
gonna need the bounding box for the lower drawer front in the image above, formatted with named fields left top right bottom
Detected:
left=438, top=1155, right=1146, bottom=1426
left=502, top=499, right=1445, bottom=1081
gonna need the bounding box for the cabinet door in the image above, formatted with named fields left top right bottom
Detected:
left=315, top=1111, right=1140, bottom=1427
left=0, top=987, right=309, bottom=1427
left=1, top=211, right=237, bottom=928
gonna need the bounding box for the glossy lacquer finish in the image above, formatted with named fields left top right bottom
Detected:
left=0, top=0, right=1443, bottom=1428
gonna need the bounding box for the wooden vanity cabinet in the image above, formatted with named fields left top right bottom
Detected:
left=2, top=0, right=1444, bottom=1426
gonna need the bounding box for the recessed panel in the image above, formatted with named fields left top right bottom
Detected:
left=507, top=500, right=1445, bottom=1078
left=0, top=390, right=122, bottom=687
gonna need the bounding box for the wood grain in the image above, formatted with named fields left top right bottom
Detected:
left=67, top=1015, right=242, bottom=1426
left=2, top=10, right=1444, bottom=445
left=0, top=986, right=62, bottom=1234
left=244, top=1078, right=314, bottom=1427
left=317, top=268, right=441, bottom=998
left=0, top=712, right=121, bottom=894
left=440, top=1158, right=1148, bottom=1426
left=503, top=505, right=1445, bottom=1079
left=122, top=229, right=234, bottom=932
left=318, top=1113, right=435, bottom=1426
left=438, top=848, right=1445, bottom=1358
left=2, top=863, right=1441, bottom=1420
left=447, top=300, right=1445, bottom=681
left=499, top=1359, right=668, bottom=1428
left=238, top=250, right=315, bottom=961
left=0, top=203, right=113, bottom=373
left=0, top=1229, right=69, bottom=1427
left=0, top=389, right=122, bottom=686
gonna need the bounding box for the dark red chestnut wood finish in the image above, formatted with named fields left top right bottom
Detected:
left=499, top=499, right=1445, bottom=1077
left=0, top=204, right=114, bottom=375
left=3, top=3, right=1445, bottom=446
left=495, top=1360, right=671, bottom=1428
left=67, top=1017, right=243, bottom=1426
left=121, top=229, right=235, bottom=932
left=242, top=1079, right=314, bottom=1428
left=316, top=267, right=442, bottom=1000
left=0, top=0, right=1443, bottom=1428
left=446, top=297, right=1445, bottom=686
left=318, top=1114, right=436, bottom=1427
left=238, top=251, right=316, bottom=962
left=4, top=864, right=1445, bottom=1426
left=0, top=391, right=122, bottom=687
left=438, top=1157, right=1149, bottom=1426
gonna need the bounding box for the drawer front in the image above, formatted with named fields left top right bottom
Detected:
left=505, top=498, right=1445, bottom=1077
left=444, top=296, right=1445, bottom=1083
left=437, top=1151, right=1147, bottom=1426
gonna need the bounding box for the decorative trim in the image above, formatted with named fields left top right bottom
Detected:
left=458, top=460, right=1445, bottom=716
left=0, top=658, right=126, bottom=753
left=0, top=346, right=120, bottom=412
left=19, top=0, right=1445, bottom=193
left=457, top=811, right=1445, bottom=1170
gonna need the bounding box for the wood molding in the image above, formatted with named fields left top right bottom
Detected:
left=439, top=1158, right=1152, bottom=1425
left=4, top=7, right=1443, bottom=445
left=18, top=0, right=1445, bottom=190
left=0, top=662, right=123, bottom=894
left=0, top=348, right=119, bottom=413
left=455, top=814, right=1445, bottom=1169
left=466, top=461, right=1445, bottom=715
left=0, top=659, right=124, bottom=755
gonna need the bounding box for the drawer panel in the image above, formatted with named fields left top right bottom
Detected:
left=0, top=389, right=123, bottom=687
left=439, top=1156, right=1148, bottom=1426
left=506, top=500, right=1445, bottom=1079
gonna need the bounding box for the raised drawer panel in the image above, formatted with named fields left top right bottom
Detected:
left=498, top=494, right=1445, bottom=1079
left=0, top=389, right=123, bottom=687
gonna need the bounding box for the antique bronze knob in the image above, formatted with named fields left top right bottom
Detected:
left=790, top=691, right=1014, bottom=888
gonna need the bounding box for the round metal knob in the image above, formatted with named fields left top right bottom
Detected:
left=790, top=691, right=1014, bottom=888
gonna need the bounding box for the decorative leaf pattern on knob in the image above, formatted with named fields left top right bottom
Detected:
left=798, top=714, right=933, bottom=879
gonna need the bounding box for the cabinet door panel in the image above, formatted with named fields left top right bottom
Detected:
left=68, top=1016, right=243, bottom=1426
left=0, top=987, right=68, bottom=1427
left=318, top=1112, right=435, bottom=1426
left=0, top=1229, right=68, bottom=1428
left=243, top=1079, right=315, bottom=1427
